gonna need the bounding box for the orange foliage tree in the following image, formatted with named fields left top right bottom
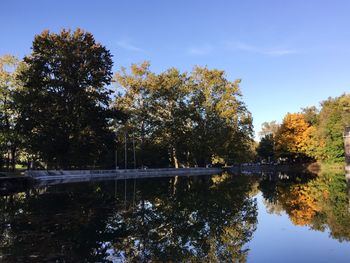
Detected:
left=275, top=113, right=314, bottom=161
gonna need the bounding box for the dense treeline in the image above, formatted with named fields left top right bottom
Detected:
left=257, top=94, right=350, bottom=164
left=3, top=28, right=347, bottom=170
left=114, top=62, right=254, bottom=168
left=0, top=28, right=254, bottom=170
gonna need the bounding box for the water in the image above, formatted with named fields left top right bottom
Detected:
left=1, top=172, right=350, bottom=262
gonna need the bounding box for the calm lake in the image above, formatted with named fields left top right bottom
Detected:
left=1, top=172, right=350, bottom=262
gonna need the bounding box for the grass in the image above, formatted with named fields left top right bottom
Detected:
left=0, top=164, right=27, bottom=177
left=318, top=162, right=345, bottom=174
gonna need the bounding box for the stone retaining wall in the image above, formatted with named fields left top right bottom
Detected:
left=26, top=168, right=223, bottom=186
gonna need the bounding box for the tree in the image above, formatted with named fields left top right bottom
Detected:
left=190, top=67, right=254, bottom=165
left=257, top=121, right=280, bottom=162
left=258, top=121, right=279, bottom=138
left=256, top=134, right=274, bottom=162
left=113, top=61, right=157, bottom=168
left=113, top=63, right=254, bottom=168
left=274, top=113, right=312, bottom=161
left=149, top=68, right=192, bottom=168
left=0, top=55, right=21, bottom=171
left=264, top=94, right=349, bottom=164
left=301, top=106, right=319, bottom=126
left=14, top=29, right=114, bottom=168
left=313, top=94, right=350, bottom=163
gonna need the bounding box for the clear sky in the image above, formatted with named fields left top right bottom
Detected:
left=1, top=0, right=349, bottom=138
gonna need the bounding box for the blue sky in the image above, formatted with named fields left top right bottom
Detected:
left=1, top=0, right=349, bottom=138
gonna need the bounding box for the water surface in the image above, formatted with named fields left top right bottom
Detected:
left=1, top=172, right=350, bottom=262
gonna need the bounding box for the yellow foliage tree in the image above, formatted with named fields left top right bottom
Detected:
left=275, top=113, right=314, bottom=160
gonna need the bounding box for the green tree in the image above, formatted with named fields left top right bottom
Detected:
left=257, top=121, right=279, bottom=162
left=301, top=106, right=319, bottom=126
left=114, top=63, right=254, bottom=167
left=314, top=94, right=350, bottom=163
left=189, top=66, right=254, bottom=165
left=113, top=61, right=157, bottom=168
left=14, top=29, right=114, bottom=168
left=149, top=68, right=192, bottom=168
left=0, top=55, right=22, bottom=171
left=257, top=134, right=274, bottom=162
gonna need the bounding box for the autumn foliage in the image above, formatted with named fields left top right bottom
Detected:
left=275, top=113, right=312, bottom=159
left=258, top=94, right=350, bottom=164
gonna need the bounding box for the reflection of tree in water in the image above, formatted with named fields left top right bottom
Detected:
left=279, top=184, right=319, bottom=225
left=308, top=172, right=350, bottom=241
left=259, top=172, right=316, bottom=217
left=0, top=185, right=117, bottom=262
left=0, top=173, right=258, bottom=262
left=110, top=174, right=258, bottom=262
left=259, top=171, right=350, bottom=242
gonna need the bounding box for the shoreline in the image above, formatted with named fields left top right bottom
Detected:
left=0, top=162, right=347, bottom=194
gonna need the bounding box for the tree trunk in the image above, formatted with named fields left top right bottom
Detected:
left=11, top=147, right=16, bottom=172
left=172, top=147, right=179, bottom=168
left=186, top=151, right=190, bottom=168
left=6, top=151, right=10, bottom=172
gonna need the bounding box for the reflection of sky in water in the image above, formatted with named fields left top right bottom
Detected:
left=247, top=193, right=350, bottom=263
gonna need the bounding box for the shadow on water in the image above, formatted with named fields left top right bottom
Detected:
left=0, top=170, right=350, bottom=262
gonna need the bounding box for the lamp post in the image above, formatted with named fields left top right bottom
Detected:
left=133, top=133, right=136, bottom=169
left=115, top=134, right=118, bottom=171
left=124, top=130, right=127, bottom=169
left=115, top=119, right=123, bottom=171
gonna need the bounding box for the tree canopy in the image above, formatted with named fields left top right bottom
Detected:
left=14, top=29, right=115, bottom=169
left=113, top=62, right=254, bottom=168
left=257, top=94, right=350, bottom=164
left=3, top=27, right=348, bottom=170
left=0, top=29, right=256, bottom=170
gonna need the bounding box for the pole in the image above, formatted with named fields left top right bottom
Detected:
left=133, top=134, right=136, bottom=169
left=124, top=130, right=127, bottom=169
left=115, top=129, right=118, bottom=170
